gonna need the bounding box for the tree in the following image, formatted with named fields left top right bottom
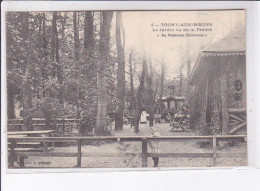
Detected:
left=134, top=58, right=146, bottom=133
left=73, top=12, right=81, bottom=119
left=84, top=12, right=94, bottom=52
left=158, top=53, right=165, bottom=114
left=79, top=11, right=97, bottom=135
left=21, top=12, right=33, bottom=130
left=128, top=48, right=136, bottom=115
left=6, top=12, right=22, bottom=120
left=95, top=11, right=113, bottom=135
left=115, top=11, right=126, bottom=131
left=146, top=57, right=158, bottom=127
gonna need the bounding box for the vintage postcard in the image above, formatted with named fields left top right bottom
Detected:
left=5, top=10, right=247, bottom=169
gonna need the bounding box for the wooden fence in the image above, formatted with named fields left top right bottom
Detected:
left=8, top=135, right=247, bottom=168
left=8, top=118, right=80, bottom=135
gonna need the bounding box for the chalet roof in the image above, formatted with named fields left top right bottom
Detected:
left=190, top=26, right=246, bottom=85
left=202, top=26, right=245, bottom=55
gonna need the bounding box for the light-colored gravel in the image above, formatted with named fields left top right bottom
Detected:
left=15, top=123, right=247, bottom=168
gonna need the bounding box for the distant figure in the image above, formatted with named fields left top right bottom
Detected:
left=149, top=127, right=161, bottom=167
left=140, top=111, right=149, bottom=123
left=166, top=113, right=172, bottom=123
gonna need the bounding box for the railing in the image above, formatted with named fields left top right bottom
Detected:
left=8, top=135, right=247, bottom=168
left=8, top=118, right=80, bottom=135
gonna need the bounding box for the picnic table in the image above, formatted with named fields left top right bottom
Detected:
left=8, top=130, right=55, bottom=136
left=7, top=135, right=28, bottom=139
left=8, top=130, right=56, bottom=167
left=8, top=130, right=55, bottom=153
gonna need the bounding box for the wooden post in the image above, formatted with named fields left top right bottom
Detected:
left=9, top=140, right=15, bottom=168
left=212, top=137, right=217, bottom=167
left=19, top=156, right=25, bottom=168
left=77, top=139, right=82, bottom=167
left=142, top=138, right=148, bottom=167
left=43, top=135, right=48, bottom=153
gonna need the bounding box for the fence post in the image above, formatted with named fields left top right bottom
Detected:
left=77, top=139, right=82, bottom=167
left=9, top=140, right=15, bottom=168
left=19, top=156, right=25, bottom=168
left=142, top=138, right=148, bottom=167
left=212, top=137, right=217, bottom=167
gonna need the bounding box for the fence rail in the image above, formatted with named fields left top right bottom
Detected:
left=8, top=135, right=247, bottom=168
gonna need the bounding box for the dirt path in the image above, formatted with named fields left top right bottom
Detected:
left=20, top=123, right=247, bottom=168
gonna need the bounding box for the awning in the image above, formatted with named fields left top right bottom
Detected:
left=190, top=26, right=246, bottom=85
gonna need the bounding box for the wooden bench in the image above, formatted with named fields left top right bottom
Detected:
left=8, top=141, right=42, bottom=147
left=8, top=146, right=44, bottom=168
left=8, top=131, right=55, bottom=168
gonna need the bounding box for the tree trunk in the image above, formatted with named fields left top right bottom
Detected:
left=21, top=12, right=33, bottom=131
left=186, top=55, right=191, bottom=98
left=129, top=49, right=135, bottom=115
left=61, top=12, right=67, bottom=39
left=51, top=12, right=57, bottom=77
left=147, top=57, right=155, bottom=127
left=80, top=11, right=95, bottom=135
left=42, top=13, right=52, bottom=129
left=55, top=13, right=63, bottom=105
left=51, top=12, right=62, bottom=91
left=73, top=12, right=81, bottom=119
left=95, top=11, right=113, bottom=135
left=134, top=59, right=146, bottom=133
left=7, top=87, right=15, bottom=119
left=115, top=11, right=126, bottom=131
left=179, top=64, right=183, bottom=96
left=84, top=12, right=94, bottom=51
left=42, top=13, right=48, bottom=90
left=159, top=54, right=165, bottom=111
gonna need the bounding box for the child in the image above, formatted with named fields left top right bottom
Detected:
left=149, top=127, right=161, bottom=167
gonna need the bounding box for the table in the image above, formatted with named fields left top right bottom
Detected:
left=8, top=130, right=55, bottom=136
left=8, top=130, right=55, bottom=152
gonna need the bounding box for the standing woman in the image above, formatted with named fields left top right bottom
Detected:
left=149, top=127, right=161, bottom=167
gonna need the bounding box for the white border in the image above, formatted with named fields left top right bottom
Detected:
left=1, top=1, right=260, bottom=191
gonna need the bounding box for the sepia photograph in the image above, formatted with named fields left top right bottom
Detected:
left=5, top=10, right=247, bottom=169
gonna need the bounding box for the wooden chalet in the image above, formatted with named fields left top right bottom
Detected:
left=190, top=27, right=246, bottom=135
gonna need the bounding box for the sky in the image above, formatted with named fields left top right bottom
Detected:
left=121, top=10, right=245, bottom=80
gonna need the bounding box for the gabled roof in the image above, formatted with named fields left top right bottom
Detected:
left=190, top=26, right=246, bottom=85
left=203, top=26, right=245, bottom=53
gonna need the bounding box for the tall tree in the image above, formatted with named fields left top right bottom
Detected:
left=42, top=12, right=48, bottom=94
left=42, top=12, right=52, bottom=129
left=115, top=11, right=126, bottom=131
left=128, top=48, right=135, bottom=115
left=84, top=12, right=94, bottom=52
left=159, top=50, right=165, bottom=112
left=73, top=12, right=81, bottom=119
left=21, top=12, right=33, bottom=130
left=51, top=12, right=62, bottom=87
left=146, top=57, right=158, bottom=127
left=134, top=58, right=146, bottom=133
left=51, top=12, right=58, bottom=76
left=79, top=11, right=96, bottom=135
left=6, top=13, right=21, bottom=120
left=7, top=86, right=16, bottom=119
left=179, top=62, right=184, bottom=96
left=95, top=11, right=113, bottom=135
